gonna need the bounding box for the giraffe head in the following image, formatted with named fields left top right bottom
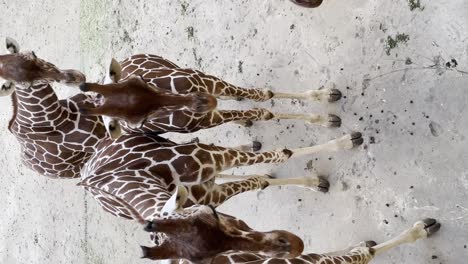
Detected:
left=140, top=189, right=304, bottom=262
left=77, top=58, right=218, bottom=137
left=0, top=37, right=86, bottom=96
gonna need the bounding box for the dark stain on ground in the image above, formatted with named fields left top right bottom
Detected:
left=384, top=33, right=410, bottom=55
left=270, top=99, right=275, bottom=107
left=180, top=1, right=189, bottom=15
left=429, top=121, right=442, bottom=136
left=341, top=181, right=349, bottom=191
left=238, top=61, right=243, bottom=73
left=122, top=29, right=132, bottom=43
left=362, top=77, right=371, bottom=94
left=192, top=48, right=203, bottom=68
left=405, top=57, right=413, bottom=65
left=408, top=0, right=425, bottom=11
left=186, top=26, right=195, bottom=39
left=379, top=23, right=387, bottom=33
left=446, top=59, right=458, bottom=68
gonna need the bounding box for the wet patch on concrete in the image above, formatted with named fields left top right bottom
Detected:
left=384, top=33, right=410, bottom=55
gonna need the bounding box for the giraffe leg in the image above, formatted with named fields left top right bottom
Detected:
left=173, top=133, right=362, bottom=185
left=192, top=174, right=328, bottom=208
left=265, top=175, right=330, bottom=192
left=181, top=71, right=274, bottom=101
left=200, top=109, right=340, bottom=129
left=272, top=88, right=343, bottom=103
left=190, top=176, right=270, bottom=207
left=216, top=132, right=363, bottom=170
left=371, top=218, right=441, bottom=256
left=230, top=141, right=263, bottom=152
left=218, top=95, right=245, bottom=101
left=212, top=220, right=440, bottom=264
left=173, top=144, right=292, bottom=185
left=323, top=241, right=377, bottom=256
left=217, top=174, right=329, bottom=192
left=195, top=109, right=273, bottom=130
left=204, top=82, right=343, bottom=102
left=186, top=138, right=262, bottom=151
left=272, top=113, right=341, bottom=127
left=289, top=132, right=363, bottom=158
left=213, top=85, right=342, bottom=103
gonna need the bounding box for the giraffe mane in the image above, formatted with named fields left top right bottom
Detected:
left=8, top=91, right=18, bottom=132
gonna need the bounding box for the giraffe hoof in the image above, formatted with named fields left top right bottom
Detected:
left=328, top=89, right=342, bottom=102
left=252, top=141, right=262, bottom=151
left=190, top=137, right=200, bottom=144
left=282, top=149, right=293, bottom=158
left=317, top=176, right=330, bottom=193
left=265, top=174, right=276, bottom=179
left=351, top=132, right=364, bottom=147
left=364, top=241, right=377, bottom=247
left=326, top=114, right=341, bottom=127
left=422, top=218, right=441, bottom=236
left=235, top=97, right=244, bottom=101
left=243, top=120, right=254, bottom=127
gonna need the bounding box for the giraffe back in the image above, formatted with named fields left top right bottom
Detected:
left=116, top=54, right=216, bottom=134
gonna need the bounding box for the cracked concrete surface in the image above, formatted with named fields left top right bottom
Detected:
left=1, top=0, right=467, bottom=263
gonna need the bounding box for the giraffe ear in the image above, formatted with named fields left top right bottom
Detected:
left=161, top=186, right=188, bottom=216
left=102, top=115, right=122, bottom=139
left=0, top=81, right=15, bottom=97
left=5, top=37, right=20, bottom=54
left=104, top=58, right=122, bottom=84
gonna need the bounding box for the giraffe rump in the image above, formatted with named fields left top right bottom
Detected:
left=77, top=74, right=218, bottom=129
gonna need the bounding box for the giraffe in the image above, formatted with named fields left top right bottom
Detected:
left=0, top=37, right=330, bottom=202
left=83, top=166, right=440, bottom=263
left=140, top=137, right=332, bottom=211
left=78, top=54, right=343, bottom=138
left=290, top=0, right=323, bottom=8
left=207, top=218, right=441, bottom=264
left=77, top=129, right=363, bottom=262
left=0, top=38, right=108, bottom=178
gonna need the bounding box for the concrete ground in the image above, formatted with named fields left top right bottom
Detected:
left=0, top=0, right=467, bottom=263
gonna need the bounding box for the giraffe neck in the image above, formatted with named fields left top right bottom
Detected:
left=11, top=83, right=67, bottom=130
left=212, top=248, right=373, bottom=264
left=8, top=83, right=107, bottom=178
